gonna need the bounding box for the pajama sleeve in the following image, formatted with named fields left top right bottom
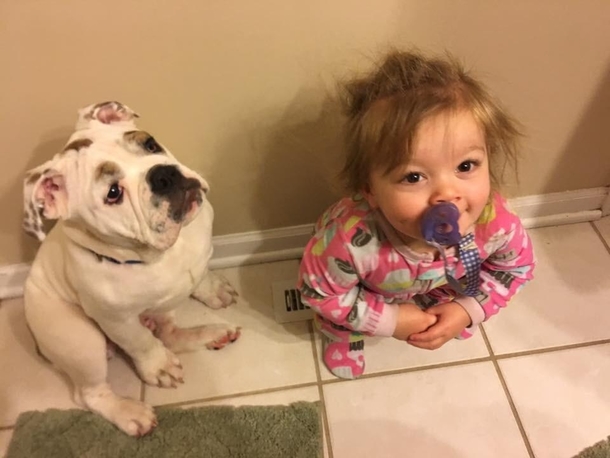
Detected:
left=476, top=217, right=535, bottom=321
left=297, top=221, right=399, bottom=337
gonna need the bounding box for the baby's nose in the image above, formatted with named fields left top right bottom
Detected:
left=430, top=180, right=461, bottom=205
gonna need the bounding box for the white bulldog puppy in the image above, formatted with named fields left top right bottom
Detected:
left=22, top=101, right=240, bottom=436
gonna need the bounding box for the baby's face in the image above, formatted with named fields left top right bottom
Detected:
left=364, top=109, right=491, bottom=248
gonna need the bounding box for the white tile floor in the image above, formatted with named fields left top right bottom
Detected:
left=2, top=218, right=610, bottom=458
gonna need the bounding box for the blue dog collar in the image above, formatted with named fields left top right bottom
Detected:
left=87, top=249, right=143, bottom=265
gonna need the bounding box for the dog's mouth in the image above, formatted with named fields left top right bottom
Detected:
left=175, top=183, right=203, bottom=223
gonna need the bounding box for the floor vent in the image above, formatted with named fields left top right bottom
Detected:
left=271, top=280, right=313, bottom=323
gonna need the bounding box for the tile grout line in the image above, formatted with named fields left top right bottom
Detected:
left=495, top=338, right=610, bottom=360
left=308, top=320, right=334, bottom=458
left=590, top=221, right=610, bottom=255
left=319, top=356, right=493, bottom=386
left=480, top=326, right=536, bottom=458
left=150, top=381, right=321, bottom=409
left=2, top=381, right=325, bottom=431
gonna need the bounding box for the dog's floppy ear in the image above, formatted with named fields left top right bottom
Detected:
left=76, top=101, right=139, bottom=130
left=23, top=160, right=70, bottom=241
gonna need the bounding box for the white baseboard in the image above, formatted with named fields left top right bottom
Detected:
left=602, top=191, right=610, bottom=217
left=0, top=263, right=31, bottom=300
left=521, top=210, right=602, bottom=229
left=209, top=224, right=313, bottom=270
left=1, top=186, right=608, bottom=300
left=509, top=187, right=608, bottom=220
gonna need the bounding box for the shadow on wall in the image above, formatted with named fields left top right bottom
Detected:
left=542, top=61, right=610, bottom=194
left=3, top=128, right=72, bottom=263
left=250, top=86, right=346, bottom=231
left=211, top=84, right=346, bottom=235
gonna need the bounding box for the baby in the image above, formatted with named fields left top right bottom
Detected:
left=298, top=49, right=535, bottom=379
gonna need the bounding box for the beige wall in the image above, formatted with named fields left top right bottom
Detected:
left=1, top=1, right=609, bottom=266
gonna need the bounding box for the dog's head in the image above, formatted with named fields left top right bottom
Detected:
left=23, top=101, right=209, bottom=252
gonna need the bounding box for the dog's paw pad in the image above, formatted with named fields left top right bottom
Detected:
left=206, top=328, right=241, bottom=350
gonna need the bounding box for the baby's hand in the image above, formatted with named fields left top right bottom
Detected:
left=408, top=301, right=472, bottom=350
left=392, top=303, right=437, bottom=341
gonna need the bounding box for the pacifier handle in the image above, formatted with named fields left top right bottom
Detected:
left=420, top=203, right=478, bottom=297
left=420, top=202, right=461, bottom=246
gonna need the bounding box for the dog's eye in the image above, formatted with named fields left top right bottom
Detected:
left=144, top=137, right=162, bottom=154
left=105, top=183, right=123, bottom=205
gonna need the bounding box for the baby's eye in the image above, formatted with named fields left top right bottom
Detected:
left=457, top=160, right=479, bottom=173
left=401, top=172, right=422, bottom=184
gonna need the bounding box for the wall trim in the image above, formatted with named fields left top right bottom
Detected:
left=508, top=186, right=608, bottom=220
left=0, top=263, right=30, bottom=301
left=1, top=186, right=608, bottom=300
left=602, top=190, right=610, bottom=217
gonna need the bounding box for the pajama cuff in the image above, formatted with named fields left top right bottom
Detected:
left=453, top=295, right=485, bottom=339
left=373, top=303, right=400, bottom=337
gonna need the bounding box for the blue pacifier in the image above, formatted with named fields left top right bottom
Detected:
left=421, top=202, right=474, bottom=295
left=420, top=202, right=461, bottom=246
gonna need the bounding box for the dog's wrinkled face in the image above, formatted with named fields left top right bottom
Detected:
left=23, top=101, right=209, bottom=252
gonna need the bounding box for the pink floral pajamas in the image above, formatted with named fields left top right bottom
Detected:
left=298, top=192, right=535, bottom=378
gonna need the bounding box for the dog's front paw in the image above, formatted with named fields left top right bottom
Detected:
left=135, top=346, right=184, bottom=388
left=110, top=398, right=158, bottom=437
left=192, top=272, right=238, bottom=309
left=81, top=385, right=158, bottom=437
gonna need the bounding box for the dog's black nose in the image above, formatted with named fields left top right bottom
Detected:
left=147, top=165, right=182, bottom=196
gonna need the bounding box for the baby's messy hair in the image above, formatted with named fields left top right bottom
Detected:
left=339, top=49, right=522, bottom=194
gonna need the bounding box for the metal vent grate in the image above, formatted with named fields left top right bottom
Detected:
left=271, top=280, right=313, bottom=323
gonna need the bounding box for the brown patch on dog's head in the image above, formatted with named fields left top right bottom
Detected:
left=95, top=161, right=123, bottom=182
left=25, top=172, right=42, bottom=185
left=60, top=138, right=93, bottom=157
left=124, top=131, right=164, bottom=154
left=65, top=138, right=93, bottom=152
